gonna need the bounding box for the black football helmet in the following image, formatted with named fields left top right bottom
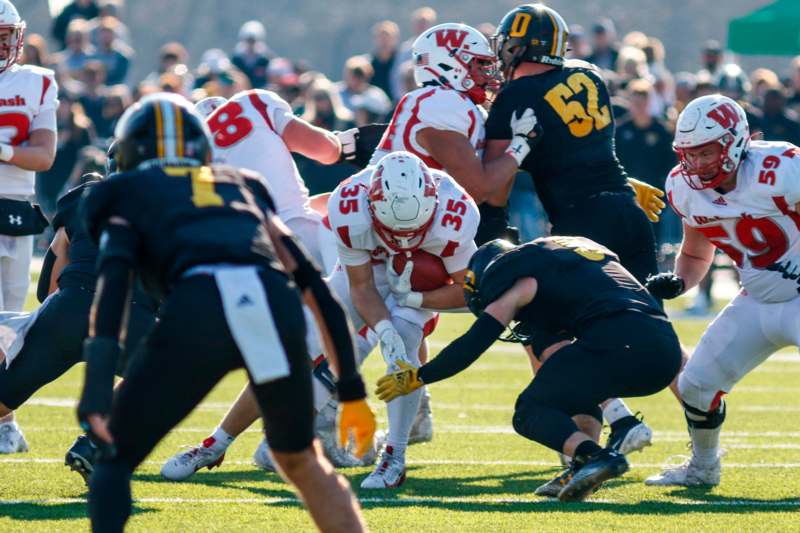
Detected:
left=463, top=238, right=516, bottom=316
left=493, top=4, right=569, bottom=77
left=113, top=93, right=212, bottom=172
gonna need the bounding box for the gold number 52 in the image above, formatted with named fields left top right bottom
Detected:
left=544, top=72, right=612, bottom=138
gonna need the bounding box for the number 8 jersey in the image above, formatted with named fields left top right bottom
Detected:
left=667, top=140, right=800, bottom=302
left=328, top=166, right=480, bottom=272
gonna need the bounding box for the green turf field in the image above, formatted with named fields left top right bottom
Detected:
left=1, top=288, right=799, bottom=532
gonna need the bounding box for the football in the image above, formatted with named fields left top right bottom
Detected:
left=392, top=249, right=453, bottom=291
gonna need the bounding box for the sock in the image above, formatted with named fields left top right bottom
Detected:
left=689, top=425, right=721, bottom=465
left=574, top=439, right=602, bottom=461
left=602, top=399, right=634, bottom=426
left=205, top=427, right=235, bottom=452
left=385, top=387, right=422, bottom=457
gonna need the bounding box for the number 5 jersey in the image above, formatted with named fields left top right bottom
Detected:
left=667, top=141, right=800, bottom=303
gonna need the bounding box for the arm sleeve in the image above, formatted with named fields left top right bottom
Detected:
left=92, top=223, right=138, bottom=339
left=37, top=247, right=56, bottom=304
left=781, top=147, right=800, bottom=206
left=260, top=90, right=296, bottom=136
left=417, top=92, right=471, bottom=134
left=442, top=240, right=478, bottom=273
left=31, top=73, right=59, bottom=132
left=337, top=243, right=371, bottom=266
left=417, top=313, right=506, bottom=384
left=485, top=90, right=513, bottom=140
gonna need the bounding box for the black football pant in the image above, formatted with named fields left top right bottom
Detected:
left=89, top=270, right=314, bottom=533
left=511, top=311, right=681, bottom=454
left=551, top=191, right=658, bottom=286
left=0, top=286, right=154, bottom=410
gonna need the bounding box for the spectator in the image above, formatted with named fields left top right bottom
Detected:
left=698, top=39, right=723, bottom=79
left=52, top=18, right=95, bottom=81
left=194, top=49, right=250, bottom=98
left=78, top=61, right=108, bottom=135
left=621, top=31, right=649, bottom=50
left=336, top=55, right=391, bottom=118
left=144, top=42, right=193, bottom=94
left=476, top=22, right=496, bottom=41
left=567, top=24, right=590, bottom=60
left=368, top=20, right=402, bottom=102
left=615, top=79, right=677, bottom=244
left=51, top=0, right=99, bottom=50
left=97, top=84, right=131, bottom=139
left=301, top=78, right=354, bottom=131
left=398, top=7, right=437, bottom=64
left=616, top=46, right=649, bottom=86
left=231, top=21, right=273, bottom=89
left=89, top=0, right=131, bottom=46
left=20, top=33, right=51, bottom=68
left=36, top=93, right=94, bottom=215
left=673, top=72, right=697, bottom=114
left=787, top=56, right=800, bottom=111
left=750, top=68, right=780, bottom=106
left=91, top=17, right=132, bottom=85
left=760, top=87, right=800, bottom=145
left=587, top=19, right=619, bottom=70
left=716, top=63, right=763, bottom=135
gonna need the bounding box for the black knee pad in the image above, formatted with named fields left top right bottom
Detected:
left=683, top=399, right=726, bottom=430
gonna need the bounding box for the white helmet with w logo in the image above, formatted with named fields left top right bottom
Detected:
left=412, top=23, right=495, bottom=103
left=674, top=94, right=750, bottom=190
left=0, top=0, right=24, bottom=74
left=368, top=151, right=438, bottom=253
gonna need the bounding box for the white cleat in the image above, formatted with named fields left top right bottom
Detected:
left=253, top=438, right=277, bottom=472
left=408, top=390, right=433, bottom=445
left=0, top=422, right=28, bottom=454
left=644, top=455, right=721, bottom=486
left=360, top=446, right=407, bottom=489
left=160, top=438, right=225, bottom=481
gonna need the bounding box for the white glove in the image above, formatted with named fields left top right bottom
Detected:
left=335, top=128, right=358, bottom=161
left=387, top=260, right=423, bottom=309
left=505, top=108, right=541, bottom=166
left=374, top=319, right=409, bottom=370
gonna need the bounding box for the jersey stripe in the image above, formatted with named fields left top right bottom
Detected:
left=39, top=76, right=52, bottom=106
left=248, top=92, right=275, bottom=132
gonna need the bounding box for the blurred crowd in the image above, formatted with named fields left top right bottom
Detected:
left=25, top=1, right=800, bottom=310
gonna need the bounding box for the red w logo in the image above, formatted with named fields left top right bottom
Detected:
left=435, top=29, right=468, bottom=49
left=707, top=103, right=740, bottom=130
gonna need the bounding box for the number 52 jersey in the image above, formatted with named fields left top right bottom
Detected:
left=667, top=141, right=800, bottom=303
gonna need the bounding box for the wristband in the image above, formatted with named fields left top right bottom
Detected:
left=0, top=143, right=14, bottom=162
left=374, top=319, right=393, bottom=337
left=505, top=136, right=530, bottom=166
left=336, top=375, right=367, bottom=402
left=404, top=291, right=423, bottom=309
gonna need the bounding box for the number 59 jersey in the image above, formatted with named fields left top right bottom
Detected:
left=206, top=89, right=311, bottom=221
left=667, top=141, right=800, bottom=303
left=327, top=166, right=480, bottom=273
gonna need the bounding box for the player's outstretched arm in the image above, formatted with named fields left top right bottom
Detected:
left=282, top=118, right=342, bottom=165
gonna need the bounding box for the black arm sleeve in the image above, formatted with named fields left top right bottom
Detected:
left=280, top=235, right=365, bottom=401
left=92, top=223, right=138, bottom=339
left=37, top=247, right=56, bottom=303
left=417, top=313, right=506, bottom=385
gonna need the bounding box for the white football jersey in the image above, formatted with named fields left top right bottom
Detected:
left=0, top=64, right=58, bottom=197
left=369, top=86, right=486, bottom=169
left=206, top=89, right=311, bottom=221
left=667, top=141, right=800, bottom=302
left=327, top=166, right=479, bottom=273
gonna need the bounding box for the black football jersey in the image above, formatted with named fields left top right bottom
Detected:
left=479, top=236, right=663, bottom=335
left=486, top=60, right=630, bottom=219
left=52, top=181, right=101, bottom=289
left=82, top=164, right=281, bottom=298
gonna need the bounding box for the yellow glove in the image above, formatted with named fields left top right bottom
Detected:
left=628, top=178, right=666, bottom=223
left=375, top=361, right=423, bottom=403
left=338, top=398, right=377, bottom=458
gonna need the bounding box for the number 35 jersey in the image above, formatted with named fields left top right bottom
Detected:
left=206, top=89, right=311, bottom=221
left=485, top=59, right=628, bottom=217
left=667, top=141, right=800, bottom=303
left=327, top=166, right=479, bottom=273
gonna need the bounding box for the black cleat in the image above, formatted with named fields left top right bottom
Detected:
left=558, top=449, right=629, bottom=502
left=65, top=435, right=98, bottom=485
left=534, top=466, right=575, bottom=497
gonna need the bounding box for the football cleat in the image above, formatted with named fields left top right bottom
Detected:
left=535, top=467, right=575, bottom=498
left=606, top=414, right=653, bottom=455
left=644, top=455, right=721, bottom=486
left=408, top=389, right=433, bottom=445
left=160, top=437, right=225, bottom=481
left=360, top=446, right=407, bottom=489
left=252, top=438, right=277, bottom=472
left=0, top=421, right=28, bottom=454
left=558, top=449, right=629, bottom=502
left=64, top=435, right=97, bottom=484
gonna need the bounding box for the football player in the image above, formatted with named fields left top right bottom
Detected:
left=77, top=93, right=375, bottom=532
left=376, top=236, right=681, bottom=501
left=330, top=151, right=479, bottom=488
left=483, top=3, right=670, bottom=455
left=645, top=95, right=800, bottom=486
left=0, top=0, right=59, bottom=453
left=160, top=89, right=365, bottom=479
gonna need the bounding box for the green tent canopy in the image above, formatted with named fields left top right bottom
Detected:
left=728, top=0, right=800, bottom=55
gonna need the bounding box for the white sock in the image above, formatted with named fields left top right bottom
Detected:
left=385, top=387, right=422, bottom=457
left=689, top=425, right=721, bottom=465
left=602, top=398, right=634, bottom=425
left=205, top=427, right=235, bottom=452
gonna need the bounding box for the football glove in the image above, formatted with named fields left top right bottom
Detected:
left=387, top=259, right=423, bottom=309
left=628, top=178, right=666, bottom=223
left=505, top=108, right=543, bottom=166
left=338, top=398, right=377, bottom=457
left=374, top=319, right=409, bottom=369
left=375, top=361, right=423, bottom=402
left=645, top=272, right=685, bottom=300
left=335, top=128, right=358, bottom=162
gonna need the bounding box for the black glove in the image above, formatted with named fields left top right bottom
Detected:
left=645, top=272, right=685, bottom=300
